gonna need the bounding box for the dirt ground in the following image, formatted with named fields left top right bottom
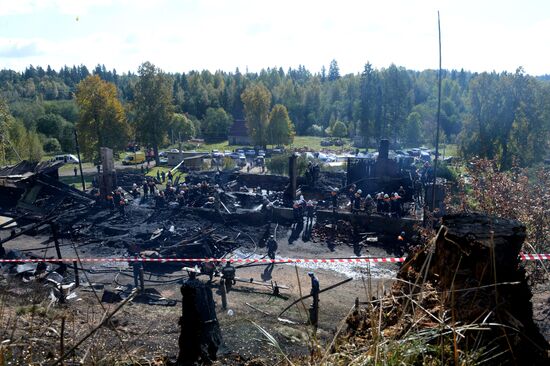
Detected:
left=1, top=215, right=548, bottom=365
left=0, top=219, right=400, bottom=365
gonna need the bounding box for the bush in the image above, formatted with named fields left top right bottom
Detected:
left=436, top=163, right=457, bottom=182
left=267, top=154, right=307, bottom=176
left=222, top=156, right=236, bottom=171
left=331, top=120, right=348, bottom=138
left=306, top=124, right=325, bottom=137
left=43, top=137, right=61, bottom=153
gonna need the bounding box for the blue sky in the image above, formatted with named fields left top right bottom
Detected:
left=0, top=0, right=549, bottom=75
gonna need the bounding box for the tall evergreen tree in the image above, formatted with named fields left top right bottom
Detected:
left=328, top=59, right=340, bottom=81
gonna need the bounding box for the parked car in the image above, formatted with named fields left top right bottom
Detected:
left=245, top=149, right=256, bottom=157
left=51, top=154, right=80, bottom=164
left=212, top=149, right=223, bottom=158
left=229, top=152, right=241, bottom=159
left=238, top=155, right=247, bottom=166
left=258, top=150, right=266, bottom=157
left=320, top=139, right=332, bottom=147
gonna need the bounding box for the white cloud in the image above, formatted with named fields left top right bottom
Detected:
left=0, top=0, right=549, bottom=75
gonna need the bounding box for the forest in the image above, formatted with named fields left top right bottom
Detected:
left=0, top=60, right=549, bottom=169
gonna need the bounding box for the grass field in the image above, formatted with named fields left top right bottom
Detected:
left=173, top=136, right=354, bottom=153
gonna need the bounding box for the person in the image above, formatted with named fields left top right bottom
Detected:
left=142, top=180, right=149, bottom=198
left=331, top=188, right=339, bottom=211
left=352, top=189, right=362, bottom=213
left=383, top=193, right=391, bottom=214
left=73, top=166, right=78, bottom=177
left=167, top=170, right=173, bottom=182
left=200, top=261, right=217, bottom=282
left=203, top=196, right=215, bottom=208
left=131, top=250, right=144, bottom=292
left=221, top=262, right=236, bottom=293
left=266, top=235, right=278, bottom=260
left=306, top=200, right=315, bottom=225
left=108, top=192, right=117, bottom=212
left=376, top=192, right=383, bottom=213
left=365, top=194, right=374, bottom=214
left=392, top=192, right=402, bottom=217
left=117, top=190, right=126, bottom=216
left=398, top=231, right=406, bottom=241
left=308, top=272, right=320, bottom=327
left=161, top=171, right=166, bottom=183
left=131, top=183, right=140, bottom=198
left=156, top=170, right=161, bottom=182
left=292, top=200, right=301, bottom=225
left=398, top=185, right=406, bottom=198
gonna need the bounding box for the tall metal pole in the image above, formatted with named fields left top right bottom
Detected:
left=431, top=11, right=442, bottom=212
left=73, top=129, right=86, bottom=191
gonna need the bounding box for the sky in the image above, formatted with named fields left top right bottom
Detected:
left=0, top=0, right=549, bottom=75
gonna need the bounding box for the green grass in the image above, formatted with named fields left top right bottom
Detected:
left=168, top=136, right=354, bottom=153
left=146, top=166, right=187, bottom=188
left=59, top=175, right=95, bottom=190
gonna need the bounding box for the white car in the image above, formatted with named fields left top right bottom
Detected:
left=52, top=154, right=79, bottom=164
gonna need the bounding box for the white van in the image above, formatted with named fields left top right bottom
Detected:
left=52, top=154, right=80, bottom=164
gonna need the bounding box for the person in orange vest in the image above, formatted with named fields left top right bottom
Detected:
left=106, top=192, right=115, bottom=212
left=391, top=192, right=401, bottom=217
left=383, top=193, right=391, bottom=215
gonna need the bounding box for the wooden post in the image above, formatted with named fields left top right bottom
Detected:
left=59, top=316, right=65, bottom=361
left=220, top=278, right=227, bottom=310
left=50, top=223, right=62, bottom=260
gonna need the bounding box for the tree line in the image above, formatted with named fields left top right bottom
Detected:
left=0, top=61, right=549, bottom=169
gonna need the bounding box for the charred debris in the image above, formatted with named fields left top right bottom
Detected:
left=0, top=140, right=426, bottom=276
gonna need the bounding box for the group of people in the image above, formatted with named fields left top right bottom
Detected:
left=119, top=174, right=223, bottom=210
left=99, top=187, right=127, bottom=216
left=336, top=184, right=407, bottom=217
left=292, top=195, right=316, bottom=225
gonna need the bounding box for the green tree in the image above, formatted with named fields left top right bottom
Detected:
left=267, top=104, right=294, bottom=145
left=404, top=111, right=422, bottom=146
left=170, top=113, right=195, bottom=141
left=241, top=83, right=271, bottom=147
left=26, top=130, right=43, bottom=162
left=331, top=120, right=348, bottom=137
left=43, top=137, right=61, bottom=153
left=328, top=59, right=340, bottom=81
left=202, top=107, right=232, bottom=142
left=36, top=113, right=66, bottom=137
left=75, top=75, right=129, bottom=162
left=1, top=98, right=44, bottom=163
left=133, top=62, right=174, bottom=164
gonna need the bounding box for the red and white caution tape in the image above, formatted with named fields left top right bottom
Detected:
left=0, top=257, right=406, bottom=264
left=0, top=253, right=548, bottom=264
left=519, top=253, right=550, bottom=261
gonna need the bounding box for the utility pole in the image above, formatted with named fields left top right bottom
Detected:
left=73, top=129, right=86, bottom=191
left=431, top=11, right=442, bottom=212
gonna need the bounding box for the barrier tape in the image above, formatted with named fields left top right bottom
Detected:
left=0, top=253, right=548, bottom=264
